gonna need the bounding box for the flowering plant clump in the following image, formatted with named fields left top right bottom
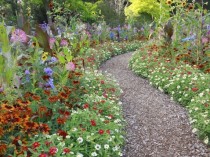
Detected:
left=129, top=41, right=210, bottom=146
left=10, top=29, right=28, bottom=43
left=0, top=24, right=143, bottom=156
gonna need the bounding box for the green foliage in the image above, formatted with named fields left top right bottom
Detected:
left=0, top=22, right=10, bottom=53
left=125, top=0, right=170, bottom=23
left=97, top=0, right=126, bottom=26
left=35, top=25, right=52, bottom=53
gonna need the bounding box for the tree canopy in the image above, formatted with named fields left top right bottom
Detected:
left=124, top=0, right=170, bottom=23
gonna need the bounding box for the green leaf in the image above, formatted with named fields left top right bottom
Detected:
left=35, top=25, right=52, bottom=53
left=0, top=22, right=10, bottom=53
left=0, top=55, right=5, bottom=73
left=66, top=55, right=73, bottom=62
left=58, top=55, right=66, bottom=64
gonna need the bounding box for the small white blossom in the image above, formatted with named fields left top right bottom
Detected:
left=192, top=128, right=198, bottom=133
left=95, top=144, right=101, bottom=150
left=204, top=137, right=209, bottom=144
left=91, top=152, right=98, bottom=156
left=77, top=137, right=83, bottom=143
left=76, top=153, right=83, bottom=157
left=104, top=144, right=109, bottom=149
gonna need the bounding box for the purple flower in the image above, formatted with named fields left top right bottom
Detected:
left=60, top=39, right=68, bottom=46
left=10, top=29, right=28, bottom=43
left=25, top=70, right=30, bottom=82
left=50, top=57, right=57, bottom=63
left=25, top=70, right=30, bottom=75
left=65, top=62, right=75, bottom=71
left=47, top=78, right=55, bottom=89
left=44, top=67, right=53, bottom=76
left=0, top=86, right=4, bottom=93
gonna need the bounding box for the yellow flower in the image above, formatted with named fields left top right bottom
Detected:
left=166, top=0, right=172, bottom=5
left=181, top=2, right=186, bottom=7
left=41, top=52, right=48, bottom=61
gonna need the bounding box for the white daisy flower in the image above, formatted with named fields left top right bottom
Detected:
left=77, top=137, right=83, bottom=143
left=95, top=144, right=101, bottom=150
left=91, top=152, right=98, bottom=156
left=104, top=144, right=109, bottom=149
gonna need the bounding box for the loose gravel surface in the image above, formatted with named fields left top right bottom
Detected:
left=100, top=52, right=210, bottom=157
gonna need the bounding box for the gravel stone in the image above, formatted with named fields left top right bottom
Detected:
left=100, top=52, right=210, bottom=157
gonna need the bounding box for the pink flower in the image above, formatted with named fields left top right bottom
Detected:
left=49, top=38, right=56, bottom=49
left=65, top=62, right=75, bottom=71
left=60, top=39, right=68, bottom=46
left=10, top=29, right=28, bottom=43
left=202, top=37, right=208, bottom=44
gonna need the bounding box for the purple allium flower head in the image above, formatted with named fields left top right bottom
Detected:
left=44, top=67, right=53, bottom=76
left=10, top=29, right=28, bottom=43
left=60, top=39, right=68, bottom=46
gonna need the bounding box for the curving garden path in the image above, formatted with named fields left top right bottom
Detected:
left=100, top=52, right=210, bottom=157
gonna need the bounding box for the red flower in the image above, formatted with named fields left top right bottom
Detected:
left=32, top=142, right=40, bottom=149
left=101, top=80, right=105, bottom=84
left=39, top=153, right=49, bottom=157
left=83, top=103, right=89, bottom=109
left=106, top=130, right=110, bottom=134
left=63, top=148, right=71, bottom=154
left=98, top=110, right=103, bottom=114
left=49, top=146, right=58, bottom=155
left=108, top=115, right=113, bottom=119
left=57, top=130, right=68, bottom=139
left=98, top=129, right=104, bottom=135
left=58, top=110, right=70, bottom=117
left=45, top=141, right=51, bottom=147
left=90, top=120, right=96, bottom=126
left=192, top=87, right=198, bottom=92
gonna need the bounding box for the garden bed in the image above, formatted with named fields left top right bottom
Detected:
left=129, top=41, right=210, bottom=146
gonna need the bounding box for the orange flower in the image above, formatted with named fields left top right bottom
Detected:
left=63, top=86, right=71, bottom=95
left=38, top=106, right=48, bottom=115
left=59, top=92, right=68, bottom=99
left=23, top=121, right=39, bottom=133
left=0, top=144, right=7, bottom=155
left=17, top=99, right=31, bottom=106
left=1, top=104, right=14, bottom=111
left=44, top=90, right=51, bottom=96
left=57, top=117, right=66, bottom=124
left=38, top=123, right=50, bottom=134
left=32, top=95, right=41, bottom=101
left=48, top=96, right=59, bottom=103
left=24, top=92, right=33, bottom=99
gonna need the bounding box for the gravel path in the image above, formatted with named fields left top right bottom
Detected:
left=100, top=52, right=210, bottom=157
